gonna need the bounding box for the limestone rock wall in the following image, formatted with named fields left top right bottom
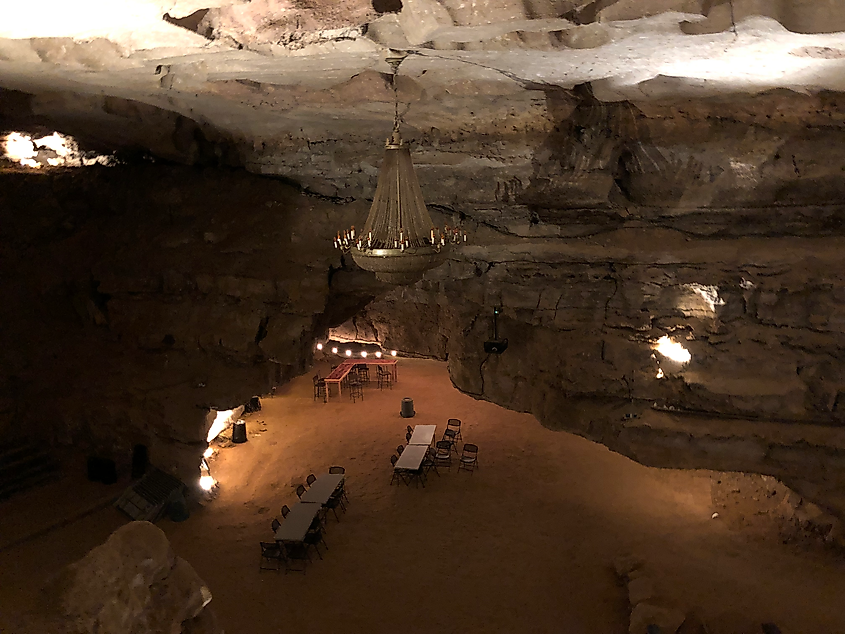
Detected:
left=5, top=86, right=845, bottom=521
left=343, top=89, right=845, bottom=520
left=0, top=164, right=371, bottom=485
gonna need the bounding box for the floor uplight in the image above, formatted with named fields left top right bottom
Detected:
left=199, top=475, right=215, bottom=491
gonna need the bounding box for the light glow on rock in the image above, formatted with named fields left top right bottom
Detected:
left=203, top=446, right=214, bottom=459
left=684, top=283, right=725, bottom=313
left=3, top=131, right=114, bottom=169
left=654, top=336, right=691, bottom=364
left=656, top=367, right=665, bottom=379
left=206, top=409, right=234, bottom=442
left=199, top=475, right=216, bottom=491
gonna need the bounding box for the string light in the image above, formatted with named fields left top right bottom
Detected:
left=375, top=351, right=382, bottom=358
left=316, top=343, right=323, bottom=350
left=391, top=350, right=397, bottom=356
left=346, top=350, right=352, bottom=357
left=361, top=351, right=368, bottom=358
left=331, top=347, right=338, bottom=354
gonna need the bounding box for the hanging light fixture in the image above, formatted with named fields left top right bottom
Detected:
left=333, top=53, right=467, bottom=285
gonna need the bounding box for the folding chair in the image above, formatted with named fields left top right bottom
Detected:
left=313, top=375, right=327, bottom=402
left=458, top=443, right=479, bottom=474
left=259, top=541, right=284, bottom=572
left=390, top=454, right=408, bottom=485
left=442, top=428, right=460, bottom=455
left=434, top=440, right=452, bottom=472
left=447, top=418, right=462, bottom=442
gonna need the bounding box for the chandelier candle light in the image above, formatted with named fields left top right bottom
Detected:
left=333, top=54, right=467, bottom=284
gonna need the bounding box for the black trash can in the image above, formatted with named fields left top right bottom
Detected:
left=400, top=397, right=415, bottom=418
left=87, top=456, right=117, bottom=484
left=232, top=419, right=248, bottom=443
left=131, top=444, right=148, bottom=479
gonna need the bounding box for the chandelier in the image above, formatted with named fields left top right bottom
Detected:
left=333, top=54, right=466, bottom=285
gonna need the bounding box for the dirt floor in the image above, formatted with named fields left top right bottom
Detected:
left=2, top=358, right=845, bottom=634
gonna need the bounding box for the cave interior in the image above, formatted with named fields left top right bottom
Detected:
left=2, top=1, right=845, bottom=632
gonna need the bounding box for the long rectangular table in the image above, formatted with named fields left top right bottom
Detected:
left=409, top=424, right=436, bottom=446
left=299, top=474, right=345, bottom=505
left=274, top=501, right=319, bottom=542
left=323, top=358, right=399, bottom=399
left=394, top=444, right=428, bottom=487
left=395, top=444, right=427, bottom=470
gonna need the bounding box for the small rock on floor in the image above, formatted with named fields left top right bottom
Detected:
left=614, top=554, right=646, bottom=579
left=630, top=603, right=686, bottom=634
left=628, top=576, right=655, bottom=605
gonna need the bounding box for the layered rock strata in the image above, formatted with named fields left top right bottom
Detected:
left=0, top=164, right=381, bottom=486
left=4, top=86, right=845, bottom=522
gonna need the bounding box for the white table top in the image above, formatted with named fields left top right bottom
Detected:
left=409, top=424, right=436, bottom=446
left=274, top=502, right=319, bottom=542
left=299, top=474, right=345, bottom=505
left=395, top=443, right=427, bottom=470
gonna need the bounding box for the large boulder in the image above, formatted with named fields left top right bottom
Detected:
left=41, top=521, right=219, bottom=634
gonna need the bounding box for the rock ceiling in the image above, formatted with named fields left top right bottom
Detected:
left=3, top=0, right=845, bottom=164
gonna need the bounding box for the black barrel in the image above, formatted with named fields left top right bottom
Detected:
left=131, top=444, right=148, bottom=479
left=400, top=397, right=415, bottom=418
left=232, top=419, right=248, bottom=443
left=87, top=456, right=117, bottom=484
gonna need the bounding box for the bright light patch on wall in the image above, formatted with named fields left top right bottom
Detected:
left=206, top=409, right=234, bottom=442
left=684, top=283, right=725, bottom=313
left=654, top=336, right=691, bottom=364
left=3, top=131, right=115, bottom=169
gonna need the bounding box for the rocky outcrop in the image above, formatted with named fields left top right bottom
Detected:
left=31, top=521, right=220, bottom=634
left=331, top=88, right=845, bottom=521
left=0, top=164, right=375, bottom=486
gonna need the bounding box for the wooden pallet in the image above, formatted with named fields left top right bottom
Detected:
left=0, top=443, right=60, bottom=501
left=114, top=467, right=185, bottom=522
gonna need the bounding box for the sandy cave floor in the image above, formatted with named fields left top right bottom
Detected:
left=1, top=358, right=845, bottom=633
